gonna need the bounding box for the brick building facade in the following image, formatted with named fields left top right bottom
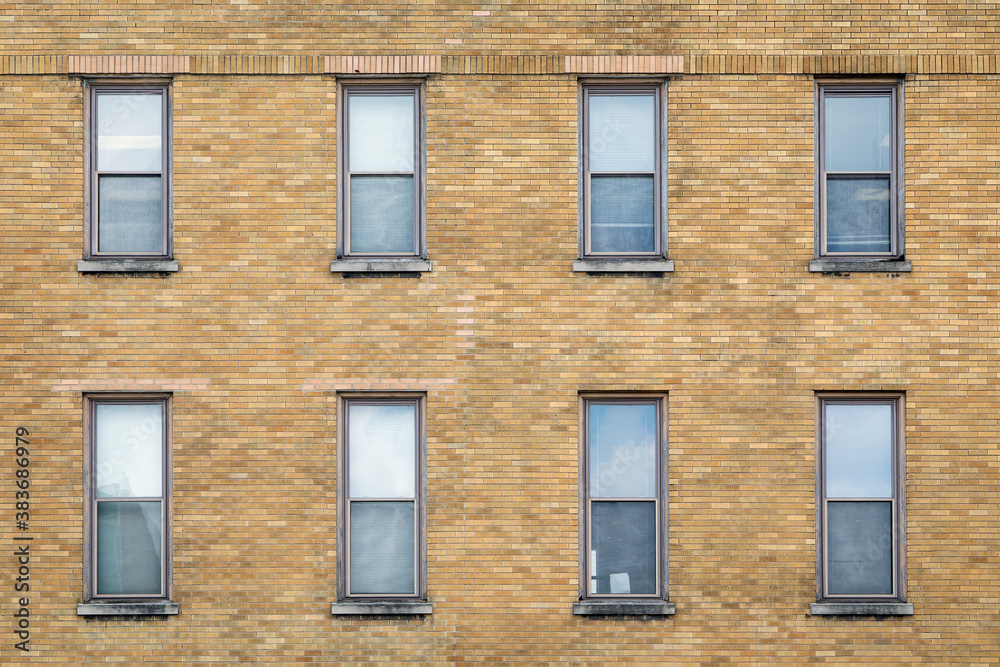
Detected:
left=2, top=2, right=999, bottom=663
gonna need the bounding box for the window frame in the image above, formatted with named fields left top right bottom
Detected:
left=84, top=81, right=173, bottom=261
left=337, top=393, right=427, bottom=602
left=337, top=82, right=425, bottom=260
left=579, top=394, right=668, bottom=603
left=816, top=393, right=906, bottom=604
left=816, top=82, right=902, bottom=260
left=579, top=82, right=667, bottom=261
left=82, top=393, right=173, bottom=604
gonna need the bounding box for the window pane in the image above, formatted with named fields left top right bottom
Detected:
left=825, top=176, right=891, bottom=254
left=348, top=403, right=416, bottom=498
left=95, top=403, right=163, bottom=498
left=824, top=94, right=891, bottom=173
left=349, top=175, right=416, bottom=254
left=591, top=501, right=656, bottom=595
left=590, top=174, right=655, bottom=254
left=348, top=94, right=415, bottom=172
left=97, top=93, right=163, bottom=172
left=589, top=403, right=657, bottom=498
left=589, top=94, right=655, bottom=172
left=97, top=175, right=164, bottom=253
left=825, top=403, right=893, bottom=498
left=350, top=502, right=415, bottom=595
left=827, top=501, right=893, bottom=596
left=96, top=501, right=162, bottom=595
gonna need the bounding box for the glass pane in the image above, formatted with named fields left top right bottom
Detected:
left=589, top=403, right=657, bottom=498
left=95, top=403, right=163, bottom=498
left=348, top=94, right=415, bottom=172
left=589, top=93, right=655, bottom=172
left=824, top=94, right=892, bottom=172
left=97, top=92, right=163, bottom=172
left=350, top=502, right=415, bottom=595
left=96, top=501, right=162, bottom=595
left=590, top=174, right=655, bottom=253
left=97, top=175, right=164, bottom=253
left=348, top=403, right=416, bottom=498
left=591, top=501, right=656, bottom=595
left=825, top=403, right=893, bottom=498
left=826, top=176, right=891, bottom=254
left=827, top=501, right=893, bottom=596
left=349, top=175, right=416, bottom=253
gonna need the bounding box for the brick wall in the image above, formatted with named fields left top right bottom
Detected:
left=2, top=2, right=999, bottom=663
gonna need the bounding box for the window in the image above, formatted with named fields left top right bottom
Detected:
left=581, top=85, right=664, bottom=259
left=82, top=395, right=174, bottom=612
left=87, top=84, right=171, bottom=260
left=817, top=84, right=901, bottom=259
left=576, top=396, right=672, bottom=615
left=817, top=395, right=906, bottom=606
left=340, top=85, right=423, bottom=259
left=339, top=396, right=425, bottom=601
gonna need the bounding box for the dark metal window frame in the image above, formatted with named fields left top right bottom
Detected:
left=579, top=394, right=668, bottom=601
left=82, top=393, right=172, bottom=602
left=337, top=393, right=427, bottom=601
left=84, top=80, right=173, bottom=260
left=579, top=82, right=667, bottom=260
left=816, top=81, right=903, bottom=259
left=338, top=82, right=425, bottom=259
left=815, top=392, right=906, bottom=603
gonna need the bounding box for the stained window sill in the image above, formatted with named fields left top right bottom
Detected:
left=810, top=602, right=913, bottom=616
left=808, top=258, right=911, bottom=274
left=573, top=259, right=674, bottom=274
left=77, top=600, right=179, bottom=616
left=78, top=259, right=179, bottom=274
left=330, top=259, right=431, bottom=274
left=573, top=600, right=675, bottom=616
left=330, top=600, right=432, bottom=616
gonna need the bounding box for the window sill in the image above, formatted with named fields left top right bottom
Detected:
left=810, top=602, right=913, bottom=616
left=330, top=600, right=432, bottom=616
left=77, top=600, right=179, bottom=616
left=808, top=258, right=911, bottom=274
left=572, top=259, right=674, bottom=274
left=573, top=600, right=675, bottom=616
left=330, top=259, right=431, bottom=274
left=78, top=259, right=179, bottom=274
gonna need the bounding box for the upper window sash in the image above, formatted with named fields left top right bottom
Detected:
left=817, top=85, right=900, bottom=258
left=341, top=85, right=423, bottom=258
left=582, top=85, right=664, bottom=259
left=341, top=396, right=424, bottom=599
left=817, top=395, right=904, bottom=602
left=582, top=397, right=665, bottom=599
left=85, top=395, right=171, bottom=601
left=87, top=84, right=171, bottom=258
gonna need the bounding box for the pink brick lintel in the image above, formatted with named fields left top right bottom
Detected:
left=54, top=378, right=210, bottom=391
left=68, top=55, right=191, bottom=74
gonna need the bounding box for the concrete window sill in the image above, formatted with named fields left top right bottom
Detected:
left=78, top=259, right=179, bottom=274
left=573, top=600, right=675, bottom=616
left=810, top=602, right=913, bottom=616
left=808, top=259, right=911, bottom=274
left=330, top=600, right=432, bottom=616
left=573, top=259, right=674, bottom=274
left=330, top=259, right=432, bottom=274
left=77, top=601, right=179, bottom=616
